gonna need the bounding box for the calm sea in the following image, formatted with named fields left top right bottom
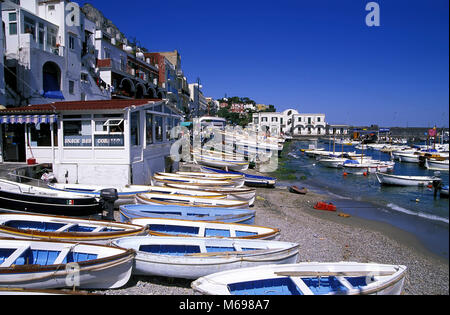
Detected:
left=280, top=140, right=449, bottom=260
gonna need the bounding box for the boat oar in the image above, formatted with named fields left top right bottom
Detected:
left=275, top=270, right=397, bottom=278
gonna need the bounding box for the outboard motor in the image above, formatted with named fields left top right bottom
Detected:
left=99, top=188, right=119, bottom=221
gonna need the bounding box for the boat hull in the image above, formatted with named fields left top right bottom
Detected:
left=0, top=239, right=135, bottom=289
left=375, top=172, right=440, bottom=186
left=113, top=236, right=299, bottom=279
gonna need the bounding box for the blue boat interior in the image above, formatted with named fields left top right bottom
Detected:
left=138, top=244, right=259, bottom=256
left=228, top=277, right=303, bottom=295
left=3, top=220, right=123, bottom=233
left=0, top=247, right=98, bottom=266
left=147, top=224, right=258, bottom=238
left=228, top=276, right=370, bottom=295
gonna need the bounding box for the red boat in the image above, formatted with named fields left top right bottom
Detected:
left=313, top=201, right=337, bottom=212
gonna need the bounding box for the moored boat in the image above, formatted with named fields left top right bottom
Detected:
left=0, top=213, right=147, bottom=244
left=0, top=238, right=135, bottom=289
left=0, top=179, right=102, bottom=216
left=152, top=173, right=238, bottom=187
left=191, top=262, right=407, bottom=295
left=375, top=172, right=442, bottom=186
left=425, top=158, right=449, bottom=171
left=118, top=204, right=256, bottom=225
left=192, top=152, right=249, bottom=172
left=130, top=218, right=280, bottom=240
left=112, top=236, right=299, bottom=279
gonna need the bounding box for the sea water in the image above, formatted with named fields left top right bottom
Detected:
left=281, top=140, right=449, bottom=260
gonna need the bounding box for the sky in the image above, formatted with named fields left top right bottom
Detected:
left=74, top=0, right=449, bottom=127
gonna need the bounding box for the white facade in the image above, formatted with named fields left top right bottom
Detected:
left=1, top=0, right=109, bottom=107
left=252, top=109, right=327, bottom=136
left=0, top=0, right=5, bottom=107
left=189, top=83, right=208, bottom=117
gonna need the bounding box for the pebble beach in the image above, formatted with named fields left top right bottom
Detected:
left=100, top=183, right=449, bottom=295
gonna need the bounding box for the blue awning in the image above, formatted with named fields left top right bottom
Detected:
left=0, top=114, right=58, bottom=124
left=42, top=90, right=65, bottom=100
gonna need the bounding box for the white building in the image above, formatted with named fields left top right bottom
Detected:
left=189, top=82, right=208, bottom=117
left=0, top=0, right=5, bottom=107
left=0, top=99, right=183, bottom=185
left=1, top=0, right=110, bottom=107
left=252, top=109, right=327, bottom=136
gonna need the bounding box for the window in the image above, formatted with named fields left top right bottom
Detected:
left=24, top=16, right=36, bottom=40
left=29, top=123, right=58, bottom=147
left=155, top=115, right=163, bottom=142
left=63, top=119, right=92, bottom=147
left=271, top=117, right=277, bottom=122
left=69, top=80, right=75, bottom=94
left=262, top=117, right=268, bottom=122
left=130, top=112, right=140, bottom=146
left=166, top=117, right=173, bottom=140
left=317, top=117, right=321, bottom=122
left=69, top=35, right=76, bottom=50
left=146, top=113, right=153, bottom=145
left=308, top=117, right=311, bottom=124
left=9, top=12, right=17, bottom=35
left=93, top=114, right=124, bottom=147
left=298, top=117, right=301, bottom=122
left=38, top=23, right=44, bottom=45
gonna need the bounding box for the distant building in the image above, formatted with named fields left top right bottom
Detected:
left=251, top=109, right=327, bottom=136
left=189, top=83, right=208, bottom=117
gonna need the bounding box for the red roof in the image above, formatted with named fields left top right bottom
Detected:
left=0, top=99, right=162, bottom=114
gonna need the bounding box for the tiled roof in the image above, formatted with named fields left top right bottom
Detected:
left=0, top=99, right=162, bottom=114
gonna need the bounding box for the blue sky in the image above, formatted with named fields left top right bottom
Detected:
left=74, top=0, right=449, bottom=127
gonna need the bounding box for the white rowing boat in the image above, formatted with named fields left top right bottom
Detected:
left=135, top=192, right=249, bottom=209
left=0, top=238, right=134, bottom=289
left=112, top=236, right=299, bottom=279
left=152, top=173, right=238, bottom=187
left=191, top=262, right=407, bottom=295
left=425, top=159, right=449, bottom=171
left=165, top=183, right=256, bottom=206
left=375, top=172, right=442, bottom=186
left=175, top=171, right=245, bottom=187
left=130, top=217, right=280, bottom=240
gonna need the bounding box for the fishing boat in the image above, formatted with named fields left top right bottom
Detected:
left=112, top=236, right=299, bottom=279
left=317, top=157, right=348, bottom=168
left=135, top=192, right=249, bottom=209
left=192, top=152, right=249, bottom=172
left=343, top=160, right=394, bottom=175
left=165, top=183, right=256, bottom=206
left=0, top=213, right=147, bottom=244
left=152, top=173, right=237, bottom=188
left=288, top=186, right=308, bottom=195
left=130, top=218, right=280, bottom=240
left=191, top=262, right=407, bottom=295
left=375, top=172, right=442, bottom=186
left=425, top=158, right=449, bottom=171
left=0, top=179, right=102, bottom=216
left=0, top=238, right=135, bottom=289
left=119, top=204, right=256, bottom=225
left=200, top=166, right=277, bottom=187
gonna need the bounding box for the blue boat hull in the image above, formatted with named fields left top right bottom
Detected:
left=119, top=204, right=256, bottom=225
left=201, top=166, right=276, bottom=187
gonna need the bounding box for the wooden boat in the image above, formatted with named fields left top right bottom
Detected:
left=200, top=166, right=277, bottom=187
left=119, top=204, right=256, bottom=225
left=175, top=171, right=245, bottom=187
left=425, top=158, right=449, bottom=171
left=135, top=192, right=249, bottom=209
left=152, top=173, right=237, bottom=188
left=192, top=152, right=249, bottom=172
left=375, top=172, right=442, bottom=186
left=0, top=238, right=135, bottom=289
left=288, top=186, right=308, bottom=195
left=165, top=183, right=256, bottom=206
left=130, top=218, right=280, bottom=240
left=191, top=262, right=407, bottom=295
left=0, top=179, right=102, bottom=216
left=112, top=236, right=299, bottom=279
left=0, top=213, right=147, bottom=244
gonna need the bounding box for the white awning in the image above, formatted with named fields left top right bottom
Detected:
left=0, top=114, right=58, bottom=124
